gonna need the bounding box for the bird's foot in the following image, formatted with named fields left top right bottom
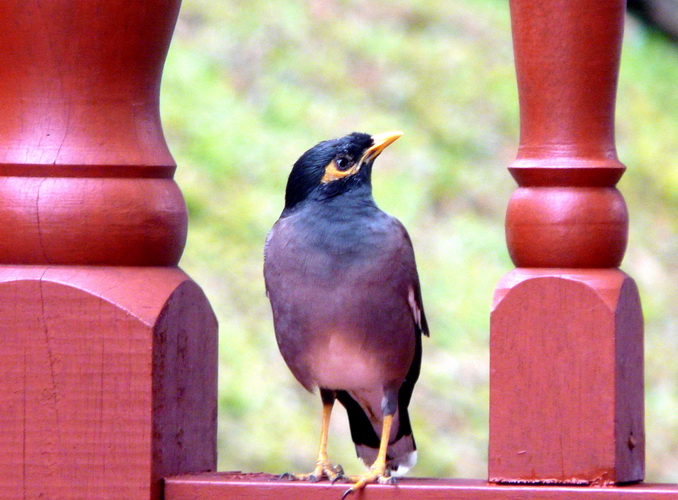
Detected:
left=341, top=466, right=396, bottom=498
left=280, top=460, right=346, bottom=483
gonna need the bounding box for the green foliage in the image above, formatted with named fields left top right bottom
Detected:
left=161, top=0, right=678, bottom=481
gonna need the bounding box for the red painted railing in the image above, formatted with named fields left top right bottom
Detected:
left=0, top=2, right=216, bottom=499
left=0, top=1, right=674, bottom=499
left=490, top=0, right=644, bottom=485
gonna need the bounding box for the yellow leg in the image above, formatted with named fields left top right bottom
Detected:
left=281, top=402, right=345, bottom=482
left=342, top=414, right=395, bottom=498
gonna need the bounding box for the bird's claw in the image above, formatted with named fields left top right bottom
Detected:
left=280, top=461, right=346, bottom=483
left=342, top=469, right=394, bottom=498
left=331, top=472, right=348, bottom=484
left=328, top=464, right=347, bottom=483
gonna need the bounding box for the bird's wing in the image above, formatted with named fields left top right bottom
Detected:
left=263, top=224, right=276, bottom=297
left=263, top=216, right=288, bottom=298
left=395, top=220, right=429, bottom=338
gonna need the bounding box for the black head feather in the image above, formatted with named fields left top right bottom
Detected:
left=284, top=132, right=374, bottom=211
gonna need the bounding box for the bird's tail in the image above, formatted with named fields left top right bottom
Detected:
left=336, top=391, right=417, bottom=476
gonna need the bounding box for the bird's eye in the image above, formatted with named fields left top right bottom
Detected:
left=335, top=157, right=351, bottom=171
left=321, top=156, right=355, bottom=183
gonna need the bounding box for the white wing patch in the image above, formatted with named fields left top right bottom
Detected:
left=408, top=285, right=422, bottom=331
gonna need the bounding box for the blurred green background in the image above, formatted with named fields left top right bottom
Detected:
left=159, top=0, right=678, bottom=482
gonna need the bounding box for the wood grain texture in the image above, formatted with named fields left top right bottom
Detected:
left=509, top=0, right=624, bottom=161
left=490, top=0, right=645, bottom=485
left=0, top=2, right=219, bottom=498
left=0, top=177, right=187, bottom=266
left=505, top=0, right=628, bottom=270
left=490, top=270, right=644, bottom=484
left=0, top=266, right=217, bottom=500
left=164, top=473, right=678, bottom=499
left=0, top=0, right=188, bottom=267
left=0, top=0, right=180, bottom=176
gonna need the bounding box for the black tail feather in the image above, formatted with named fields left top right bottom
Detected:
left=336, top=390, right=380, bottom=449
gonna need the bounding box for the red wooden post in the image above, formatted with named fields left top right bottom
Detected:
left=0, top=2, right=217, bottom=499
left=489, top=0, right=644, bottom=485
left=164, top=0, right=678, bottom=496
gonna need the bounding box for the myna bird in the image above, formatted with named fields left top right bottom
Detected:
left=264, top=131, right=428, bottom=497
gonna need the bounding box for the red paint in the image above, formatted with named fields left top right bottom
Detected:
left=0, top=2, right=218, bottom=499
left=0, top=0, right=656, bottom=497
left=165, top=473, right=678, bottom=499
left=0, top=0, right=178, bottom=175
left=490, top=0, right=644, bottom=485
left=506, top=186, right=628, bottom=268
left=0, top=177, right=187, bottom=266
left=491, top=270, right=644, bottom=484
left=0, top=0, right=187, bottom=267
left=0, top=268, right=218, bottom=499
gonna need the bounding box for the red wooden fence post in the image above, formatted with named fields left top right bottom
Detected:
left=165, top=0, right=678, bottom=495
left=489, top=0, right=644, bottom=485
left=0, top=1, right=217, bottom=499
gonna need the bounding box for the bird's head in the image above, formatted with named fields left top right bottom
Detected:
left=284, top=131, right=403, bottom=211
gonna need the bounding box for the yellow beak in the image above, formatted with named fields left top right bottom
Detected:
left=360, top=131, right=403, bottom=164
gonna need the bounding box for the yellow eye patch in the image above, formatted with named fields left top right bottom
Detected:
left=321, top=159, right=358, bottom=184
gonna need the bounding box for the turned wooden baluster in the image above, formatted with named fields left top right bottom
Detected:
left=489, top=0, right=644, bottom=485
left=0, top=2, right=217, bottom=499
